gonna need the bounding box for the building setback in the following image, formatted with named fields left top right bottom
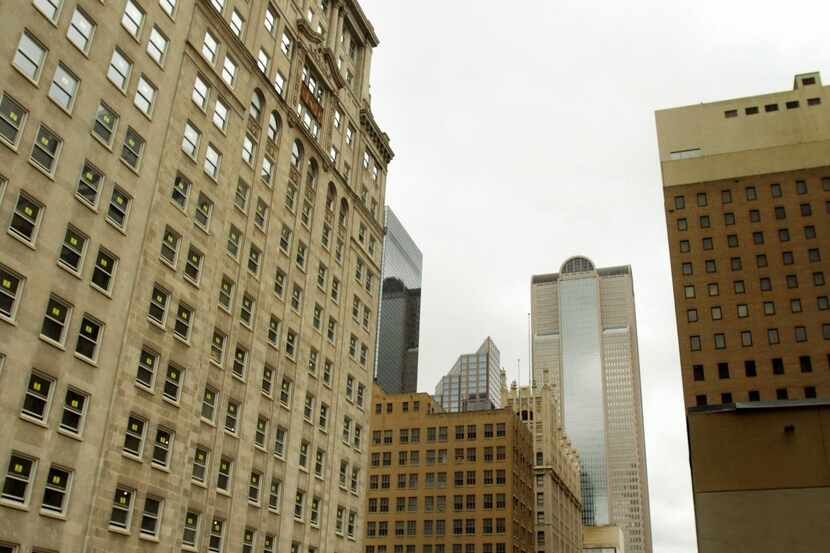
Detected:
left=434, top=337, right=506, bottom=413
left=0, top=0, right=392, bottom=552
left=505, top=383, right=582, bottom=553
left=375, top=207, right=422, bottom=394
left=656, top=72, right=830, bottom=552
left=531, top=257, right=652, bottom=553
left=365, top=385, right=535, bottom=553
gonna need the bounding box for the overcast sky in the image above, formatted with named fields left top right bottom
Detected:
left=358, top=1, right=829, bottom=552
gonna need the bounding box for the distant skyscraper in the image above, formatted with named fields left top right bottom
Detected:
left=532, top=256, right=653, bottom=553
left=434, top=337, right=505, bottom=412
left=375, top=207, right=423, bottom=393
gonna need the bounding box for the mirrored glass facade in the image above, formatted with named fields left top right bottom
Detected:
left=375, top=207, right=423, bottom=393
left=531, top=257, right=653, bottom=553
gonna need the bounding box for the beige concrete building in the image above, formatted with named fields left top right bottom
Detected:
left=582, top=526, right=624, bottom=553
left=656, top=73, right=830, bottom=552
left=365, top=385, right=536, bottom=553
left=505, top=384, right=582, bottom=553
left=0, top=0, right=392, bottom=552
left=531, top=258, right=652, bottom=553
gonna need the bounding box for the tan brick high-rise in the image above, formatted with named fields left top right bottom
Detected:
left=505, top=384, right=582, bottom=553
left=0, top=0, right=392, bottom=552
left=657, top=72, right=830, bottom=553
left=365, top=386, right=535, bottom=553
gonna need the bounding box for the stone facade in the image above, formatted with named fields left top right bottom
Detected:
left=365, top=385, right=536, bottom=553
left=505, top=384, right=582, bottom=553
left=0, top=0, right=391, bottom=552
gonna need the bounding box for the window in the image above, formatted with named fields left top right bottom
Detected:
left=109, top=487, right=134, bottom=530
left=182, top=121, right=201, bottom=158
left=294, top=490, right=305, bottom=520
left=121, top=127, right=145, bottom=170
left=795, top=326, right=807, bottom=342
left=242, top=134, right=255, bottom=165
left=31, top=125, right=62, bottom=175
left=39, top=465, right=72, bottom=516
left=232, top=346, right=248, bottom=380
left=41, top=295, right=71, bottom=345
left=163, top=363, right=184, bottom=401
left=202, top=31, right=218, bottom=63
left=183, top=246, right=203, bottom=285
left=213, top=99, right=228, bottom=130
left=204, top=144, right=221, bottom=178
left=227, top=226, right=241, bottom=259
left=281, top=32, right=292, bottom=56
left=192, top=447, right=209, bottom=483
left=152, top=427, right=173, bottom=468
left=90, top=248, right=117, bottom=294
left=22, top=371, right=54, bottom=422
left=248, top=472, right=261, bottom=504
left=0, top=265, right=24, bottom=320
left=147, top=26, right=168, bottom=65
left=274, top=427, right=287, bottom=457
left=160, top=226, right=181, bottom=266
left=248, top=246, right=261, bottom=276
left=135, top=348, right=158, bottom=389
left=255, top=199, right=268, bottom=230
left=60, top=388, right=87, bottom=435
left=49, top=64, right=80, bottom=112
left=225, top=400, right=240, bottom=433
left=14, top=32, right=47, bottom=82
left=194, top=193, right=213, bottom=231
left=0, top=93, right=28, bottom=148
left=139, top=496, right=163, bottom=537
left=217, top=458, right=233, bottom=491
left=121, top=0, right=145, bottom=37
left=221, top=56, right=237, bottom=86
left=230, top=9, right=244, bottom=37
left=58, top=226, right=87, bottom=273
left=92, top=102, right=119, bottom=146
left=192, top=75, right=209, bottom=110
left=148, top=285, right=169, bottom=325
left=201, top=387, right=217, bottom=423
left=123, top=415, right=146, bottom=457
left=75, top=314, right=103, bottom=361
left=268, top=479, right=281, bottom=511
left=208, top=519, right=224, bottom=553
left=183, top=512, right=200, bottom=548
left=108, top=49, right=132, bottom=91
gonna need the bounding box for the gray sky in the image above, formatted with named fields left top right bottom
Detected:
left=358, top=1, right=829, bottom=552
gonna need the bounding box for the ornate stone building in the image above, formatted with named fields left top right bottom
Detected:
left=0, top=0, right=392, bottom=552
left=505, top=384, right=582, bottom=553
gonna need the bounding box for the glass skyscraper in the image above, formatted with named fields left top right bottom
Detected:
left=375, top=207, right=423, bottom=393
left=532, top=256, right=653, bottom=553
left=434, top=337, right=505, bottom=412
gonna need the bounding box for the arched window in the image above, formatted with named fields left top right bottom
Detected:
left=339, top=198, right=349, bottom=227
left=326, top=182, right=337, bottom=212
left=267, top=111, right=281, bottom=142
left=249, top=89, right=265, bottom=122
left=290, top=139, right=303, bottom=169
left=306, top=158, right=318, bottom=189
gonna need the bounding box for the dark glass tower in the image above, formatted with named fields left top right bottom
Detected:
left=375, top=207, right=423, bottom=393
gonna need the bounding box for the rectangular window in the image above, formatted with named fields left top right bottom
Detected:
left=60, top=388, right=87, bottom=435
left=121, top=127, right=145, bottom=170
left=183, top=511, right=200, bottom=548
left=208, top=519, right=224, bottom=553
left=163, top=363, right=184, bottom=402
left=48, top=64, right=80, bottom=112
left=221, top=56, right=237, bottom=86
left=147, top=26, right=168, bottom=65
left=109, top=487, right=134, bottom=530
left=22, top=371, right=54, bottom=422
left=41, top=465, right=71, bottom=514
left=75, top=314, right=103, bottom=362
left=92, top=102, right=118, bottom=146
left=192, top=447, right=209, bottom=483
left=201, top=387, right=217, bottom=422
left=184, top=246, right=203, bottom=285
left=217, top=458, right=232, bottom=492
left=182, top=121, right=201, bottom=158
left=212, top=98, right=228, bottom=130
left=148, top=285, right=169, bottom=325
left=108, top=49, right=132, bottom=91
left=41, top=295, right=71, bottom=345
left=0, top=265, right=24, bottom=321
left=0, top=93, right=28, bottom=148
left=14, top=32, right=47, bottom=82
left=123, top=415, right=146, bottom=457
left=210, top=329, right=226, bottom=366
left=67, top=8, right=95, bottom=53
left=58, top=225, right=87, bottom=273
left=194, top=193, right=213, bottom=231
left=152, top=427, right=173, bottom=468
left=136, top=348, right=158, bottom=390
left=31, top=125, right=62, bottom=175
left=225, top=401, right=240, bottom=434
left=121, top=0, right=145, bottom=37
left=204, top=144, right=221, bottom=178
left=139, top=496, right=163, bottom=536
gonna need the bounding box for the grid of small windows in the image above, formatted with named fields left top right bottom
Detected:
left=671, top=173, right=829, bottom=403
